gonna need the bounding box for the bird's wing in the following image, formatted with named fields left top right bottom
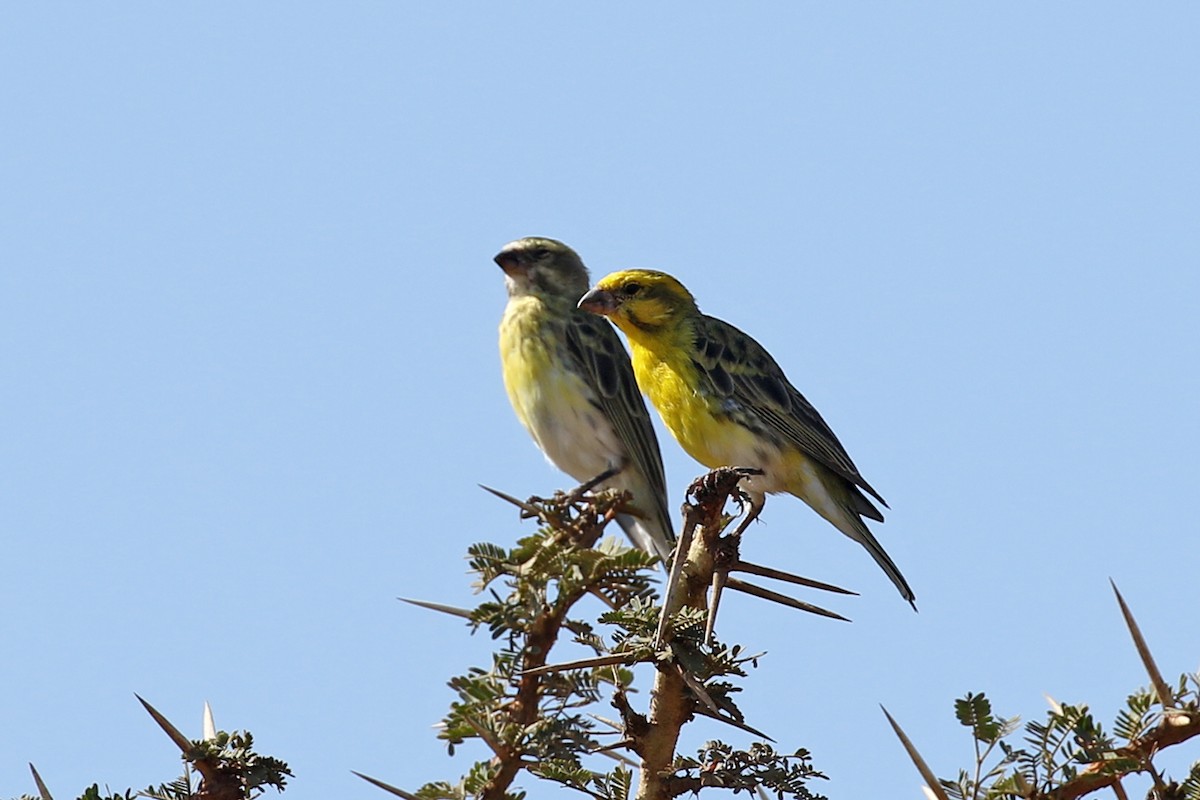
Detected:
left=564, top=310, right=676, bottom=546
left=691, top=315, right=888, bottom=509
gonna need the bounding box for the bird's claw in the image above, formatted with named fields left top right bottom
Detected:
left=686, top=466, right=762, bottom=505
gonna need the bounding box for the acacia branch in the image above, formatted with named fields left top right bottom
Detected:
left=479, top=487, right=616, bottom=800
left=1044, top=711, right=1200, bottom=800
left=634, top=468, right=746, bottom=800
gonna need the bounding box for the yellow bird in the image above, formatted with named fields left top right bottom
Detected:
left=495, top=238, right=675, bottom=562
left=578, top=269, right=915, bottom=606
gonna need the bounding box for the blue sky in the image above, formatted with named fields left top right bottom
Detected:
left=3, top=4, right=1198, bottom=798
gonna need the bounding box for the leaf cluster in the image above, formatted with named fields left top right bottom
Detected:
left=418, top=491, right=662, bottom=798
left=15, top=723, right=289, bottom=800
left=184, top=730, right=292, bottom=797
left=529, top=762, right=633, bottom=800
left=939, top=678, right=1200, bottom=799
left=670, top=742, right=828, bottom=798
left=404, top=480, right=827, bottom=800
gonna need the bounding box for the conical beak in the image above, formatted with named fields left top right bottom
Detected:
left=577, top=287, right=619, bottom=316
left=494, top=251, right=525, bottom=277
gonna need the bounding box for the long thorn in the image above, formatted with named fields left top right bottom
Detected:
left=478, top=484, right=542, bottom=517
left=135, top=695, right=193, bottom=754
left=1111, top=580, right=1174, bottom=708
left=676, top=663, right=777, bottom=740
left=521, top=652, right=638, bottom=676
left=592, top=741, right=639, bottom=764
left=399, top=597, right=473, bottom=620
left=706, top=569, right=728, bottom=646
left=881, top=706, right=952, bottom=800
left=677, top=663, right=721, bottom=715
left=691, top=704, right=776, bottom=742
left=654, top=511, right=698, bottom=648
left=202, top=701, right=216, bottom=742
left=726, top=577, right=850, bottom=622
left=351, top=771, right=422, bottom=799
left=588, top=713, right=624, bottom=732
left=462, top=714, right=506, bottom=757
left=733, top=560, right=858, bottom=595
left=29, top=764, right=53, bottom=800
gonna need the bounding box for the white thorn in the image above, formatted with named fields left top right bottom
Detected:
left=202, top=701, right=217, bottom=741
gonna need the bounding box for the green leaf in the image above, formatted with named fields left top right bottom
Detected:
left=955, top=692, right=1002, bottom=743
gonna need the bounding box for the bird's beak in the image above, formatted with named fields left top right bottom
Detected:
left=494, top=251, right=525, bottom=276
left=577, top=287, right=618, bottom=316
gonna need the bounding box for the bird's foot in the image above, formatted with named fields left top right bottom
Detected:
left=564, top=465, right=623, bottom=504
left=686, top=466, right=762, bottom=503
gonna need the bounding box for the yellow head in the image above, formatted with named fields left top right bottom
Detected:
left=577, top=269, right=699, bottom=339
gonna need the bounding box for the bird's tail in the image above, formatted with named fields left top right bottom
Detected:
left=614, top=512, right=676, bottom=565
left=827, top=497, right=916, bottom=609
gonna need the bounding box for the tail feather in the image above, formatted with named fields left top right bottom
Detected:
left=839, top=512, right=916, bottom=609
left=855, top=520, right=916, bottom=609
left=808, top=468, right=914, bottom=608
left=850, top=487, right=885, bottom=523
left=614, top=512, right=675, bottom=564
left=606, top=466, right=676, bottom=565
left=820, top=494, right=912, bottom=606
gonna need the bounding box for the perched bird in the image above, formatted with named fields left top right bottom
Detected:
left=578, top=269, right=915, bottom=607
left=495, top=238, right=675, bottom=562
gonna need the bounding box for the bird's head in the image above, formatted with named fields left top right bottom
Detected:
left=494, top=237, right=589, bottom=302
left=577, top=269, right=699, bottom=338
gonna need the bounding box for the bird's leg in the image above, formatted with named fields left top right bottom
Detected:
left=566, top=464, right=623, bottom=502
left=705, top=466, right=764, bottom=538
left=728, top=490, right=765, bottom=539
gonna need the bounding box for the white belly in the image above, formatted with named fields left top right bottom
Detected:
left=739, top=441, right=846, bottom=528
left=515, top=367, right=624, bottom=481
left=500, top=297, right=627, bottom=484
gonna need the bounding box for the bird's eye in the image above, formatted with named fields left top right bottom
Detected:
left=532, top=248, right=550, bottom=259
left=623, top=282, right=642, bottom=296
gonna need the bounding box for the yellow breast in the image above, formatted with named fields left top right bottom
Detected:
left=500, top=296, right=621, bottom=481
left=500, top=296, right=576, bottom=434
left=627, top=339, right=757, bottom=469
